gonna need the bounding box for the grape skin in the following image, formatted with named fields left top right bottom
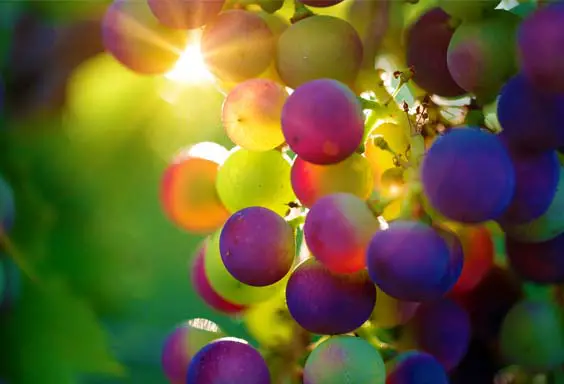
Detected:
left=281, top=79, right=364, bottom=165
left=202, top=10, right=275, bottom=82
left=406, top=8, right=466, bottom=98
left=148, top=0, right=225, bottom=29
left=276, top=16, right=363, bottom=89
left=387, top=351, right=449, bottom=384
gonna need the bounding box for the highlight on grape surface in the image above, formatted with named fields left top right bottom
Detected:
left=4, top=0, right=564, bottom=382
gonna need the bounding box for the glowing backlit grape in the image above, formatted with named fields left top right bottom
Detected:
left=186, top=337, right=271, bottom=384
left=447, top=11, right=520, bottom=103
left=303, top=336, right=386, bottom=384
left=202, top=10, right=275, bottom=82
left=386, top=351, right=449, bottom=384
left=216, top=148, right=295, bottom=216
left=367, top=221, right=456, bottom=302
left=506, top=232, right=564, bottom=284
left=291, top=154, right=373, bottom=208
left=102, top=0, right=188, bottom=75
left=222, top=79, right=288, bottom=151
left=148, top=0, right=224, bottom=29
left=286, top=258, right=376, bottom=335
left=421, top=127, right=515, bottom=223
left=501, top=167, right=564, bottom=243
left=448, top=225, right=494, bottom=294
left=399, top=299, right=471, bottom=371
left=276, top=16, right=363, bottom=89
left=518, top=2, right=564, bottom=92
left=161, top=144, right=230, bottom=234
left=497, top=74, right=564, bottom=152
left=281, top=79, right=364, bottom=165
left=204, top=228, right=287, bottom=305
left=371, top=287, right=420, bottom=328
left=497, top=139, right=560, bottom=224
left=219, top=207, right=295, bottom=287
left=304, top=193, right=380, bottom=273
left=406, top=8, right=466, bottom=98
left=500, top=300, right=564, bottom=370
left=191, top=240, right=246, bottom=314
left=0, top=175, right=15, bottom=232
left=161, top=318, right=225, bottom=384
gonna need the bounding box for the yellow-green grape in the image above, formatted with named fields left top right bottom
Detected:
left=203, top=228, right=288, bottom=305
left=243, top=289, right=295, bottom=348
left=216, top=148, right=295, bottom=215
left=371, top=287, right=420, bottom=328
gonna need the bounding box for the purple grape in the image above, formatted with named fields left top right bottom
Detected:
left=186, top=337, right=271, bottom=384
left=406, top=8, right=466, bottom=98
left=148, top=0, right=225, bottom=29
left=506, top=232, right=564, bottom=284
left=0, top=176, right=15, bottom=232
left=497, top=137, right=560, bottom=224
left=219, top=207, right=295, bottom=287
left=281, top=79, right=364, bottom=165
left=300, top=0, right=344, bottom=7
left=421, top=127, right=515, bottom=223
left=386, top=351, right=449, bottom=384
left=518, top=2, right=564, bottom=92
left=285, top=258, right=376, bottom=335
left=402, top=299, right=471, bottom=371
left=366, top=221, right=456, bottom=302
left=434, top=226, right=465, bottom=293
left=497, top=74, right=564, bottom=152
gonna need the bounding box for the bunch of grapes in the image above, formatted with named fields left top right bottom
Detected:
left=100, top=0, right=564, bottom=382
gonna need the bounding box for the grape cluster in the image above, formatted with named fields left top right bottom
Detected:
left=99, top=0, right=564, bottom=382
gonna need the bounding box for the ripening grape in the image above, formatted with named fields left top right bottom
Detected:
left=451, top=267, right=523, bottom=343
left=276, top=16, right=363, bottom=89
left=204, top=228, right=287, bottom=305
left=201, top=10, right=275, bottom=82
left=304, top=193, right=380, bottom=273
left=448, top=225, right=494, bottom=294
left=497, top=139, right=560, bottom=224
left=371, top=287, right=420, bottom=328
left=438, top=0, right=499, bottom=21
left=300, top=0, right=344, bottom=7
left=0, top=175, right=15, bottom=232
left=366, top=221, right=458, bottom=302
left=101, top=0, right=188, bottom=75
left=501, top=167, right=564, bottom=243
left=161, top=318, right=225, bottom=384
left=364, top=122, right=409, bottom=190
left=191, top=240, right=246, bottom=314
left=399, top=299, right=471, bottom=371
left=421, top=127, right=515, bottom=223
left=148, top=0, right=224, bottom=29
left=447, top=11, right=520, bottom=103
left=161, top=144, right=230, bottom=234
left=518, top=2, right=564, bottom=92
left=386, top=351, right=449, bottom=384
left=219, top=207, right=295, bottom=287
left=281, top=79, right=364, bottom=165
left=285, top=258, right=376, bottom=335
left=497, top=74, right=564, bottom=152
left=406, top=8, right=466, bottom=98
left=291, top=154, right=373, bottom=208
left=506, top=232, right=564, bottom=284
left=186, top=337, right=271, bottom=384
left=257, top=0, right=284, bottom=13
left=216, top=148, right=295, bottom=216
left=243, top=289, right=299, bottom=348
left=303, top=336, right=386, bottom=384
left=500, top=300, right=564, bottom=370
left=222, top=79, right=288, bottom=151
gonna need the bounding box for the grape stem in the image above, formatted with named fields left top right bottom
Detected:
left=291, top=0, right=314, bottom=23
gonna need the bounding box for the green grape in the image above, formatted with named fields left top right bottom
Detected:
left=203, top=228, right=288, bottom=305
left=500, top=300, right=564, bottom=370
left=216, top=148, right=295, bottom=215
left=438, top=0, right=500, bottom=21
left=258, top=0, right=285, bottom=13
